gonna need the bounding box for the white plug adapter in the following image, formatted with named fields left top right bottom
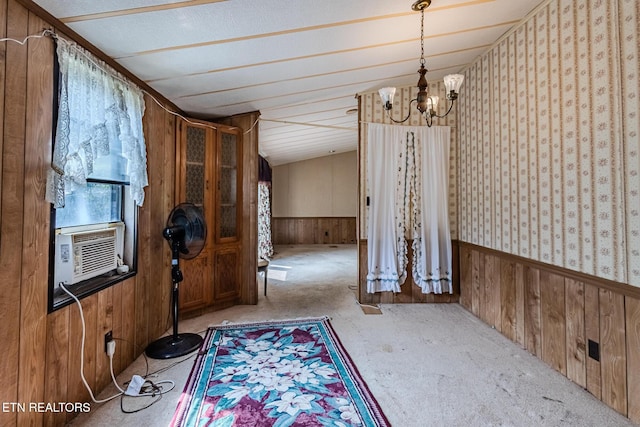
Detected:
left=106, top=340, right=116, bottom=356
left=125, top=374, right=145, bottom=396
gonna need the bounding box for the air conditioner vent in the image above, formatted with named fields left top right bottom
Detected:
left=76, top=238, right=116, bottom=275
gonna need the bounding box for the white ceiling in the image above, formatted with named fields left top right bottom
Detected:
left=34, top=0, right=542, bottom=166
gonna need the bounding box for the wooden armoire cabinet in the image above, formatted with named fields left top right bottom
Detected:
left=175, top=117, right=243, bottom=313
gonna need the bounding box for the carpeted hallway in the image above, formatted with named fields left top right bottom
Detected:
left=69, top=244, right=636, bottom=426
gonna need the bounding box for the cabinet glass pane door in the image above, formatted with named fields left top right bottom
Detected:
left=219, top=132, right=238, bottom=239
left=185, top=126, right=206, bottom=206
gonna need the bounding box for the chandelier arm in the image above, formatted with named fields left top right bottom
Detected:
left=432, top=98, right=455, bottom=119
left=386, top=98, right=418, bottom=124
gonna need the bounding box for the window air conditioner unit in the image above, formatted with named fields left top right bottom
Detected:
left=54, top=222, right=125, bottom=287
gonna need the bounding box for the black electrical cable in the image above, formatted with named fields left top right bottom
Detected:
left=119, top=380, right=163, bottom=414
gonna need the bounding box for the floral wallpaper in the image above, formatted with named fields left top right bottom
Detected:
left=457, top=0, right=640, bottom=286
left=359, top=0, right=640, bottom=287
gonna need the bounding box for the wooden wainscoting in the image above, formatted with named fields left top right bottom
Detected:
left=45, top=280, right=139, bottom=425
left=272, top=217, right=356, bottom=245
left=459, top=242, right=640, bottom=423
left=357, top=239, right=460, bottom=304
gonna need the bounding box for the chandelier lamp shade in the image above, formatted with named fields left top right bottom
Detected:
left=378, top=0, right=464, bottom=126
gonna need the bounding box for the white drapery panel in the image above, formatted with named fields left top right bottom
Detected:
left=366, top=124, right=408, bottom=293
left=258, top=181, right=274, bottom=259
left=366, top=124, right=452, bottom=294
left=410, top=127, right=452, bottom=293
left=46, top=37, right=148, bottom=208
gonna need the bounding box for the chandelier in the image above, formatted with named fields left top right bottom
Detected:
left=378, top=0, right=464, bottom=126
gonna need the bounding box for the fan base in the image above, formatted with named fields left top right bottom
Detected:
left=145, top=333, right=203, bottom=359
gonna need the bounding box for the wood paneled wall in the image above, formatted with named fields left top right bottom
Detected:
left=453, top=1, right=640, bottom=423
left=0, top=1, right=176, bottom=425
left=357, top=239, right=460, bottom=305
left=1, top=3, right=51, bottom=425
left=459, top=242, right=640, bottom=423
left=272, top=217, right=356, bottom=245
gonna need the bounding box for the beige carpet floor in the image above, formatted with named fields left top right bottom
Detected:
left=69, top=244, right=637, bottom=426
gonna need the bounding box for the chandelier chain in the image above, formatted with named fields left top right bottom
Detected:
left=377, top=0, right=464, bottom=126
left=420, top=8, right=425, bottom=65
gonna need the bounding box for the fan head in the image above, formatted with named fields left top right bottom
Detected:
left=163, top=203, right=206, bottom=259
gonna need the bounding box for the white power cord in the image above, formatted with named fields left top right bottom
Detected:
left=60, top=283, right=177, bottom=407
left=107, top=341, right=176, bottom=396
left=107, top=342, right=126, bottom=395
left=59, top=283, right=123, bottom=403
left=0, top=29, right=53, bottom=45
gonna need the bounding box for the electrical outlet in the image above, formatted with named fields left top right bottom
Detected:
left=104, top=331, right=113, bottom=354
left=588, top=339, right=600, bottom=362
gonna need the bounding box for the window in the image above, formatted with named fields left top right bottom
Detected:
left=55, top=182, right=122, bottom=228
left=49, top=180, right=137, bottom=311
left=48, top=36, right=147, bottom=311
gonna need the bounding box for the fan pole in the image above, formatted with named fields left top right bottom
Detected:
left=170, top=241, right=183, bottom=341
left=145, top=240, right=204, bottom=359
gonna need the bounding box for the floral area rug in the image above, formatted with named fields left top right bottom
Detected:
left=171, top=317, right=389, bottom=426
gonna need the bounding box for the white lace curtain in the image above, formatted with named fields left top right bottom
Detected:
left=366, top=123, right=452, bottom=294
left=46, top=37, right=148, bottom=208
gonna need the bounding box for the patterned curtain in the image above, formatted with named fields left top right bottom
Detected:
left=258, top=182, right=274, bottom=259
left=366, top=123, right=452, bottom=294
left=409, top=127, right=452, bottom=294
left=258, top=156, right=273, bottom=259
left=46, top=37, right=148, bottom=208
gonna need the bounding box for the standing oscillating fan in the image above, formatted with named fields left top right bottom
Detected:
left=145, top=203, right=207, bottom=359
